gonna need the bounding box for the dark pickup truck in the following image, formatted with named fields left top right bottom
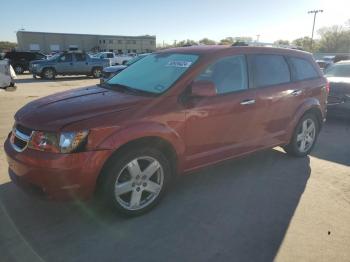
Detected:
left=30, top=52, right=110, bottom=79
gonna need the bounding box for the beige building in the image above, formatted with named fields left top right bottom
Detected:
left=16, top=31, right=156, bottom=54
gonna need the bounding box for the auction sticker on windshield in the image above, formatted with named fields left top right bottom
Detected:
left=166, top=61, right=193, bottom=68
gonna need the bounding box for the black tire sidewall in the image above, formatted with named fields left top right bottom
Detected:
left=287, top=113, right=319, bottom=157
left=99, top=147, right=172, bottom=216
left=42, top=68, right=55, bottom=80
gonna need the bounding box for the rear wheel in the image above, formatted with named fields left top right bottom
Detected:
left=42, top=68, right=56, bottom=80
left=14, top=65, right=24, bottom=74
left=284, top=113, right=319, bottom=157
left=92, top=67, right=102, bottom=78
left=99, top=147, right=172, bottom=216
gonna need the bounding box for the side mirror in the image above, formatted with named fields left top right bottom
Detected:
left=191, top=80, right=217, bottom=97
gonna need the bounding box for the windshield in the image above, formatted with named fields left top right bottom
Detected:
left=125, top=55, right=147, bottom=66
left=325, top=64, right=350, bottom=77
left=107, top=53, right=198, bottom=94
left=47, top=54, right=60, bottom=60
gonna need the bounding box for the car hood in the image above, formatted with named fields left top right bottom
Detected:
left=104, top=65, right=127, bottom=73
left=327, top=77, right=350, bottom=84
left=30, top=59, right=50, bottom=65
left=15, top=85, right=151, bottom=131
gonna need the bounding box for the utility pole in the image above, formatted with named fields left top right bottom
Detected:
left=308, top=9, right=323, bottom=51
left=256, top=34, right=260, bottom=43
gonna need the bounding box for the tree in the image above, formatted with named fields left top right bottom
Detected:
left=317, top=25, right=350, bottom=52
left=0, top=41, right=17, bottom=51
left=292, top=37, right=314, bottom=52
left=199, top=38, right=216, bottom=45
left=274, top=39, right=290, bottom=46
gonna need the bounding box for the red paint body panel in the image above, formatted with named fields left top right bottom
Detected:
left=4, top=46, right=327, bottom=200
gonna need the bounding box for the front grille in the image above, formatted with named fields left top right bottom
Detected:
left=11, top=124, right=33, bottom=152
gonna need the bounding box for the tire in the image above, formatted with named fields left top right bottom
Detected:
left=14, top=65, right=24, bottom=74
left=42, top=68, right=56, bottom=80
left=284, top=113, right=319, bottom=157
left=98, top=146, right=172, bottom=216
left=92, top=67, right=102, bottom=78
left=122, top=60, right=127, bottom=65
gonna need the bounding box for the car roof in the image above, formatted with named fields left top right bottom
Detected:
left=157, top=45, right=311, bottom=57
left=335, top=60, right=350, bottom=65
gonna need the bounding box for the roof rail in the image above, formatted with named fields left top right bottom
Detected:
left=232, top=41, right=303, bottom=50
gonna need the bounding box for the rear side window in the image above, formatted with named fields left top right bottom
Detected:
left=106, top=53, right=114, bottom=58
left=289, top=57, right=319, bottom=81
left=251, top=54, right=290, bottom=88
left=195, top=55, right=248, bottom=94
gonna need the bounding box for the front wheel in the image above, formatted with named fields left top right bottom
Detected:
left=14, top=65, right=24, bottom=74
left=284, top=113, right=319, bottom=157
left=99, top=147, right=172, bottom=216
left=42, top=68, right=56, bottom=80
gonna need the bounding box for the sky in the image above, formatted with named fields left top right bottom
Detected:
left=0, top=0, right=349, bottom=45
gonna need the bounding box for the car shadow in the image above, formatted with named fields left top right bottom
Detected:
left=311, top=118, right=350, bottom=166
left=15, top=76, right=96, bottom=84
left=0, top=148, right=310, bottom=262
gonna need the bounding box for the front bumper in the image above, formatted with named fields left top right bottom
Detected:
left=4, top=137, right=112, bottom=200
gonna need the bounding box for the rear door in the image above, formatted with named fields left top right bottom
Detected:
left=248, top=54, right=295, bottom=146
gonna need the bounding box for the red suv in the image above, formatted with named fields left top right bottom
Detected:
left=5, top=46, right=328, bottom=216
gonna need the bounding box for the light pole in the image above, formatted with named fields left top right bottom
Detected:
left=308, top=9, right=323, bottom=51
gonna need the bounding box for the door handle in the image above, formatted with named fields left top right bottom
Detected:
left=291, top=89, right=302, bottom=96
left=240, top=99, right=256, bottom=105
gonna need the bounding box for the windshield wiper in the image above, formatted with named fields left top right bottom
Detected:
left=108, top=83, right=156, bottom=96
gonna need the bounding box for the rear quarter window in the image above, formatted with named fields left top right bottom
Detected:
left=289, top=57, right=319, bottom=81
left=250, top=54, right=290, bottom=88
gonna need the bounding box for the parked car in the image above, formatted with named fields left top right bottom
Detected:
left=334, top=54, right=350, bottom=63
left=5, top=46, right=328, bottom=216
left=100, top=53, right=150, bottom=84
left=4, top=51, right=46, bottom=74
left=316, top=60, right=332, bottom=73
left=324, top=60, right=350, bottom=118
left=94, top=52, right=119, bottom=66
left=30, top=52, right=110, bottom=79
left=0, top=59, right=16, bottom=89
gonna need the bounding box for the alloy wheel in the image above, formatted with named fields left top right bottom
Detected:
left=114, top=156, right=164, bottom=211
left=296, top=118, right=316, bottom=153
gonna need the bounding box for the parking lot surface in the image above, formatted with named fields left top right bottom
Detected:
left=0, top=75, right=349, bottom=262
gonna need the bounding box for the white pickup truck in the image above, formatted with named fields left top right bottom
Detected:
left=95, top=52, right=135, bottom=65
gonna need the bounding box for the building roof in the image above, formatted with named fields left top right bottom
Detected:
left=16, top=30, right=156, bottom=39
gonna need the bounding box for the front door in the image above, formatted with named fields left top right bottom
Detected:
left=184, top=55, right=259, bottom=169
left=74, top=53, right=90, bottom=74
left=55, top=53, right=73, bottom=74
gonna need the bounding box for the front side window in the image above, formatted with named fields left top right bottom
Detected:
left=289, top=57, right=318, bottom=80
left=325, top=64, right=350, bottom=78
left=195, top=55, right=248, bottom=94
left=58, top=54, right=73, bottom=62
left=251, top=54, right=290, bottom=88
left=75, top=53, right=86, bottom=61
left=106, top=53, right=114, bottom=58
left=107, top=53, right=198, bottom=94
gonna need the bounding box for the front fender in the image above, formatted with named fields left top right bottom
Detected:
left=93, top=121, right=185, bottom=161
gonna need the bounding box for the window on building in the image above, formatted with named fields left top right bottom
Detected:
left=99, top=40, right=101, bottom=44
left=29, top=44, right=40, bottom=51
left=118, top=40, right=123, bottom=44
left=289, top=57, right=319, bottom=81
left=127, top=49, right=131, bottom=53
left=150, top=41, right=154, bottom=45
left=103, top=40, right=105, bottom=44
left=132, top=40, right=136, bottom=44
left=250, top=54, right=291, bottom=88
left=109, top=40, right=113, bottom=44
left=50, top=44, right=60, bottom=52
left=132, top=49, right=137, bottom=53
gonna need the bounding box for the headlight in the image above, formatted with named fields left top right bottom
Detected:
left=32, top=64, right=38, bottom=68
left=59, top=130, right=89, bottom=153
left=28, top=130, right=88, bottom=153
